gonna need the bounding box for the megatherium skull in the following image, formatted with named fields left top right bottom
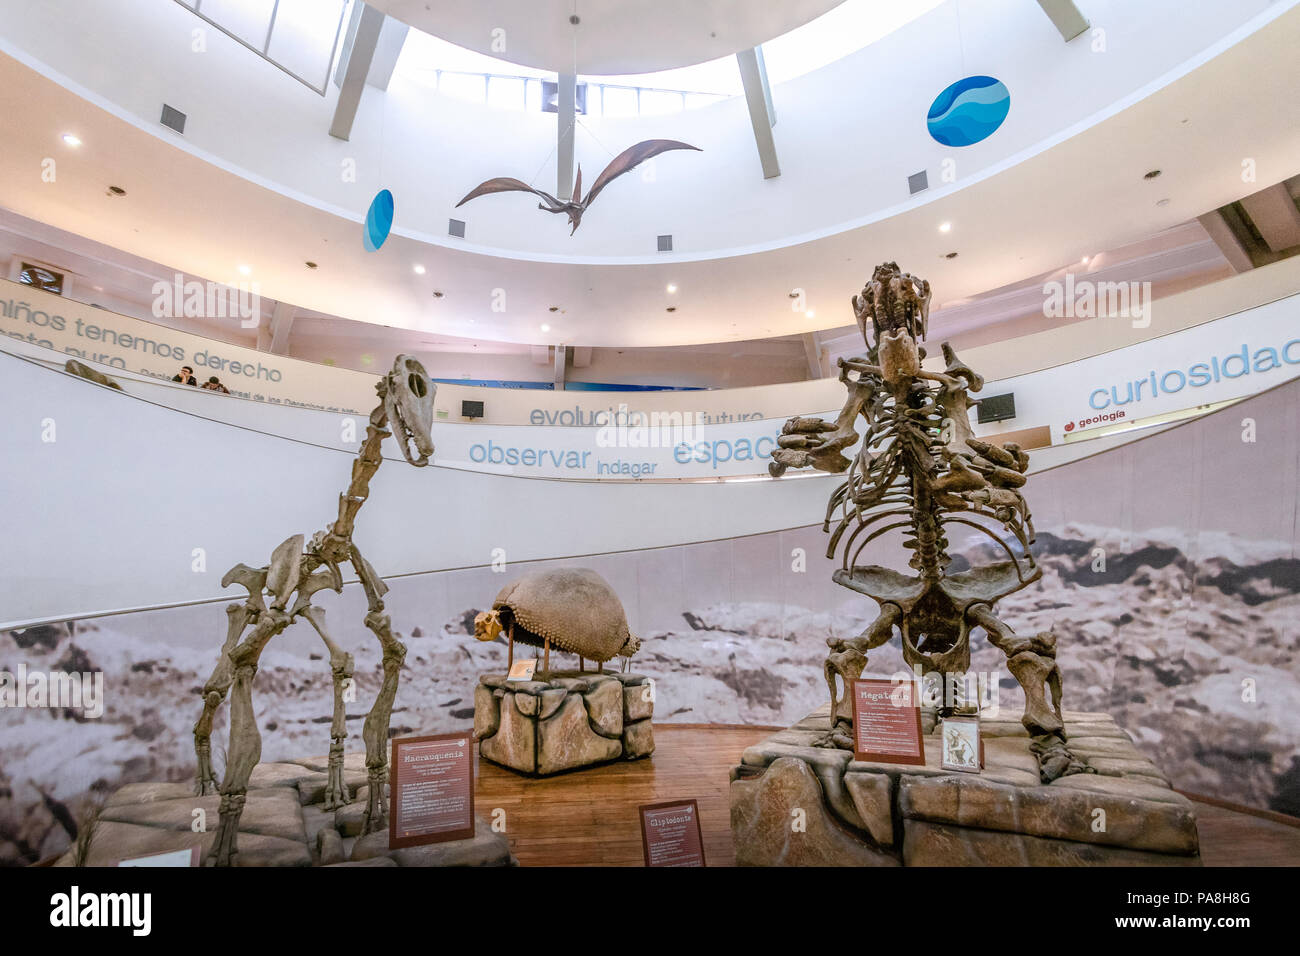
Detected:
left=383, top=354, right=436, bottom=466
left=853, top=262, right=932, bottom=386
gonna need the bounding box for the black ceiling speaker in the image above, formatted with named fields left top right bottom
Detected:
left=160, top=103, right=187, bottom=134
left=976, top=393, right=1016, bottom=424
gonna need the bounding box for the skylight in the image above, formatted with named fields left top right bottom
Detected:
left=393, top=0, right=945, bottom=115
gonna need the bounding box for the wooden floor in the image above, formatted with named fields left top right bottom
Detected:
left=475, top=725, right=1300, bottom=867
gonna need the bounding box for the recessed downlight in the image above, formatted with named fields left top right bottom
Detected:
left=805, top=310, right=815, bottom=318
left=413, top=264, right=426, bottom=275
left=938, top=222, right=952, bottom=233
left=666, top=283, right=678, bottom=293
left=540, top=323, right=551, bottom=332
left=237, top=265, right=251, bottom=276
left=61, top=133, right=81, bottom=147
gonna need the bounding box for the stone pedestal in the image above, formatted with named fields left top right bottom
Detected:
left=730, top=705, right=1201, bottom=866
left=474, top=670, right=655, bottom=775
left=55, top=752, right=515, bottom=867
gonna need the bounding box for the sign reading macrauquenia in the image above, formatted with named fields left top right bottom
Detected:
left=639, top=799, right=706, bottom=867
left=852, top=679, right=925, bottom=765
left=388, top=733, right=475, bottom=849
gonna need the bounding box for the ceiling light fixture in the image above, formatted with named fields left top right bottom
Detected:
left=1144, top=169, right=1162, bottom=180
left=938, top=222, right=952, bottom=233
left=413, top=264, right=426, bottom=275
left=541, top=323, right=551, bottom=332
left=1081, top=256, right=1090, bottom=264
left=238, top=265, right=251, bottom=276
left=805, top=310, right=815, bottom=318
left=61, top=133, right=81, bottom=147
left=666, top=283, right=678, bottom=293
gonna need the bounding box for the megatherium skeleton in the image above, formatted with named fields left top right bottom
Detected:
left=193, top=355, right=436, bottom=865
left=769, top=263, right=1087, bottom=782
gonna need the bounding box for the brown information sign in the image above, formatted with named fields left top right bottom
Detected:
left=389, top=733, right=475, bottom=849
left=851, top=678, right=925, bottom=765
left=639, top=799, right=706, bottom=867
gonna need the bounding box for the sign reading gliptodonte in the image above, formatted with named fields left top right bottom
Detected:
left=639, top=799, right=706, bottom=867
left=389, top=733, right=475, bottom=849
left=852, top=679, right=925, bottom=765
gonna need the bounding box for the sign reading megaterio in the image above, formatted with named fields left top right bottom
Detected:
left=0, top=279, right=375, bottom=414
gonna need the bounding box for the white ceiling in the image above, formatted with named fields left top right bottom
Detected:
left=0, top=5, right=1296, bottom=348
left=366, top=0, right=847, bottom=75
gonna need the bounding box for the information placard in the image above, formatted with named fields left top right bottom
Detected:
left=639, top=800, right=706, bottom=867
left=507, top=659, right=537, bottom=681
left=389, top=733, right=475, bottom=849
left=851, top=678, right=925, bottom=765
left=116, top=846, right=200, bottom=867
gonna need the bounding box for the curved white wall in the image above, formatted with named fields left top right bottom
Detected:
left=0, top=347, right=840, bottom=628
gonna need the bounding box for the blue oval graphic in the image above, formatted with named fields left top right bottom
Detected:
left=363, top=189, right=394, bottom=252
left=927, top=76, right=1010, bottom=147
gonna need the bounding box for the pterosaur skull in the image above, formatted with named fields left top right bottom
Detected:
left=383, top=354, right=435, bottom=466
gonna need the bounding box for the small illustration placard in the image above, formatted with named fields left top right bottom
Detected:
left=940, top=715, right=983, bottom=773
left=507, top=659, right=537, bottom=681
left=389, top=733, right=475, bottom=849
left=851, top=678, right=925, bottom=765
left=639, top=799, right=706, bottom=867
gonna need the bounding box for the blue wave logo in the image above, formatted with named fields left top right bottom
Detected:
left=927, top=76, right=1010, bottom=147
left=363, top=189, right=394, bottom=252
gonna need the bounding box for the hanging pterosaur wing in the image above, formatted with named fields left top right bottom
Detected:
left=582, top=139, right=701, bottom=209
left=455, top=177, right=565, bottom=211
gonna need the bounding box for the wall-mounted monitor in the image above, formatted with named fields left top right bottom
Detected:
left=461, top=400, right=485, bottom=419
left=976, top=393, right=1016, bottom=424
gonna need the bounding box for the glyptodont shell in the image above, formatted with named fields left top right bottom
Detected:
left=492, top=568, right=631, bottom=663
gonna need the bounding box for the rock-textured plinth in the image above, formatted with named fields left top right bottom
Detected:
left=55, top=753, right=513, bottom=867
left=731, top=706, right=1201, bottom=866
left=475, top=670, right=654, bottom=775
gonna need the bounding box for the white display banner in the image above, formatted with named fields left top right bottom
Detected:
left=0, top=279, right=377, bottom=414
left=978, top=292, right=1300, bottom=444
left=6, top=277, right=1298, bottom=480
left=427, top=410, right=843, bottom=480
